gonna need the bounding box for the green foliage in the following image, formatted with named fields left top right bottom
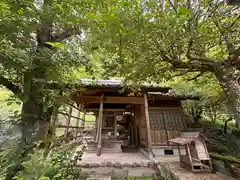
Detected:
left=15, top=149, right=80, bottom=180
left=0, top=137, right=82, bottom=180
left=0, top=139, right=24, bottom=180
left=163, top=74, right=230, bottom=122
left=83, top=0, right=239, bottom=81
left=14, top=147, right=80, bottom=180
left=204, top=126, right=240, bottom=157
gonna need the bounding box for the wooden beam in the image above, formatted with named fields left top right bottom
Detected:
left=87, top=108, right=127, bottom=112
left=96, top=94, right=104, bottom=156
left=58, top=111, right=84, bottom=121
left=144, top=93, right=154, bottom=160
left=74, top=96, right=144, bottom=104
left=57, top=125, right=84, bottom=129
left=68, top=102, right=82, bottom=111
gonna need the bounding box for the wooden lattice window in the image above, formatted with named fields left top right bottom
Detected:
left=162, top=109, right=184, bottom=130
left=149, top=108, right=184, bottom=131
left=149, top=109, right=165, bottom=130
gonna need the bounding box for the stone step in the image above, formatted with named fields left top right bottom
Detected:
left=81, top=167, right=157, bottom=179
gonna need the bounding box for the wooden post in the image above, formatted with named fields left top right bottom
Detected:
left=96, top=94, right=104, bottom=156
left=51, top=105, right=59, bottom=145
left=161, top=110, right=169, bottom=146
left=80, top=110, right=86, bottom=141
left=144, top=93, right=153, bottom=160
left=114, top=116, right=117, bottom=136
left=95, top=115, right=99, bottom=143
left=177, top=145, right=181, bottom=161
left=186, top=144, right=193, bottom=170
left=75, top=105, right=81, bottom=142
left=64, top=106, right=73, bottom=141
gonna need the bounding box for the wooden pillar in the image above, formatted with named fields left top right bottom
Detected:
left=144, top=93, right=153, bottom=160
left=133, top=106, right=139, bottom=147
left=64, top=106, right=73, bottom=141
left=80, top=110, right=86, bottom=140
left=130, top=114, right=134, bottom=146
left=95, top=114, right=98, bottom=143
left=96, top=94, right=104, bottom=156
left=51, top=105, right=59, bottom=144
left=75, top=105, right=81, bottom=142
left=114, top=116, right=117, bottom=136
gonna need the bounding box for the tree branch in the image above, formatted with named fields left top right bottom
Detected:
left=169, top=70, right=192, bottom=78
left=186, top=54, right=220, bottom=65
left=0, top=75, right=22, bottom=95
left=230, top=46, right=240, bottom=64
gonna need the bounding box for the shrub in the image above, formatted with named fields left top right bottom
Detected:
left=15, top=147, right=81, bottom=180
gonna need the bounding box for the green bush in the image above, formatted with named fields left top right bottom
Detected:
left=203, top=126, right=240, bottom=157
left=15, top=148, right=81, bottom=180
left=0, top=139, right=82, bottom=180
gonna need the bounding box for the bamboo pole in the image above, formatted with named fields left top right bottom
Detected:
left=97, top=94, right=104, bottom=156
left=144, top=93, right=154, bottom=160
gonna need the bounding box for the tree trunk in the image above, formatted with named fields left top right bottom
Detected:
left=21, top=73, right=42, bottom=148
left=214, top=67, right=240, bottom=129
left=21, top=60, right=47, bottom=148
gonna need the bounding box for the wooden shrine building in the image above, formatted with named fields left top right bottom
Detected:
left=70, top=79, right=196, bottom=158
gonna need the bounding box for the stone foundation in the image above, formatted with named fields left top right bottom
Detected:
left=153, top=146, right=186, bottom=157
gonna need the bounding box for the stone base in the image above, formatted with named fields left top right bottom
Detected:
left=153, top=146, right=186, bottom=157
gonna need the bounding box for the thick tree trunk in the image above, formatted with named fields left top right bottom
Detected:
left=214, top=67, right=240, bottom=129
left=21, top=72, right=43, bottom=148
left=21, top=59, right=47, bottom=148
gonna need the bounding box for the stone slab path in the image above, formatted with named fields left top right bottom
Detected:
left=156, top=157, right=237, bottom=180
